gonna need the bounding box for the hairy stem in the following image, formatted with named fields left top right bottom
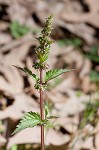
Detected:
left=40, top=68, right=44, bottom=150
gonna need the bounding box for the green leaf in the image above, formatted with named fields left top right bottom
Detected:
left=90, top=45, right=99, bottom=55
left=10, top=145, right=18, bottom=150
left=80, top=100, right=99, bottom=128
left=85, top=54, right=99, bottom=63
left=90, top=70, right=99, bottom=82
left=44, top=69, right=75, bottom=82
left=44, top=102, right=58, bottom=119
left=44, top=101, right=53, bottom=117
left=57, top=38, right=83, bottom=47
left=45, top=103, right=49, bottom=117
left=84, top=45, right=99, bottom=63
left=12, top=112, right=41, bottom=134
left=10, top=21, right=30, bottom=39
left=13, top=65, right=39, bottom=82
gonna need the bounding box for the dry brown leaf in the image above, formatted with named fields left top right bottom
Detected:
left=55, top=74, right=78, bottom=93
left=0, top=22, right=9, bottom=31
left=79, top=59, right=91, bottom=79
left=45, top=128, right=70, bottom=146
left=0, top=134, right=6, bottom=147
left=63, top=50, right=84, bottom=69
left=83, top=137, right=94, bottom=149
left=0, top=65, right=23, bottom=96
left=0, top=95, right=7, bottom=109
left=7, top=0, right=39, bottom=28
left=0, top=0, right=11, bottom=5
left=46, top=89, right=89, bottom=117
left=57, top=20, right=95, bottom=44
left=7, top=2, right=28, bottom=24
left=44, top=0, right=64, bottom=18
left=56, top=116, right=78, bottom=134
left=79, top=59, right=92, bottom=92
left=5, top=44, right=30, bottom=65
left=95, top=132, right=99, bottom=150
left=1, top=34, right=35, bottom=52
left=55, top=90, right=89, bottom=116
left=46, top=90, right=67, bottom=103
left=0, top=93, right=39, bottom=120
left=81, top=75, right=91, bottom=93
left=7, top=127, right=41, bottom=150
left=48, top=43, right=62, bottom=68
left=37, top=1, right=96, bottom=44
left=0, top=33, right=12, bottom=45
left=48, top=44, right=74, bottom=68
left=85, top=0, right=99, bottom=13
left=7, top=127, right=70, bottom=150
left=61, top=0, right=99, bottom=28
left=0, top=37, right=35, bottom=96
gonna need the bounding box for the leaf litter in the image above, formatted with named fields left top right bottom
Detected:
left=0, top=0, right=99, bottom=149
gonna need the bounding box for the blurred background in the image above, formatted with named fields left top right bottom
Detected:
left=0, top=0, right=99, bottom=149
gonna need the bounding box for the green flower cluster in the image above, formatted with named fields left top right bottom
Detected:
left=34, top=14, right=53, bottom=69
left=34, top=82, right=47, bottom=91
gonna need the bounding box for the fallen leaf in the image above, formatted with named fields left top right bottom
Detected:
left=0, top=33, right=12, bottom=45
left=79, top=59, right=91, bottom=79
left=55, top=90, right=89, bottom=116
left=0, top=93, right=39, bottom=120
left=61, top=0, right=99, bottom=28
left=7, top=127, right=70, bottom=150
left=95, top=132, right=99, bottom=150
left=0, top=134, right=6, bottom=147
left=83, top=137, right=94, bottom=149
left=0, top=65, right=23, bottom=96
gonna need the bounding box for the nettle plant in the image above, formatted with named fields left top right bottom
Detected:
left=12, top=15, right=74, bottom=150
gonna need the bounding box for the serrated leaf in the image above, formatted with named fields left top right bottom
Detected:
left=44, top=69, right=75, bottom=82
left=12, top=112, right=41, bottom=134
left=13, top=65, right=39, bottom=81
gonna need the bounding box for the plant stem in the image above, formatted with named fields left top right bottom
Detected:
left=40, top=68, right=44, bottom=150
